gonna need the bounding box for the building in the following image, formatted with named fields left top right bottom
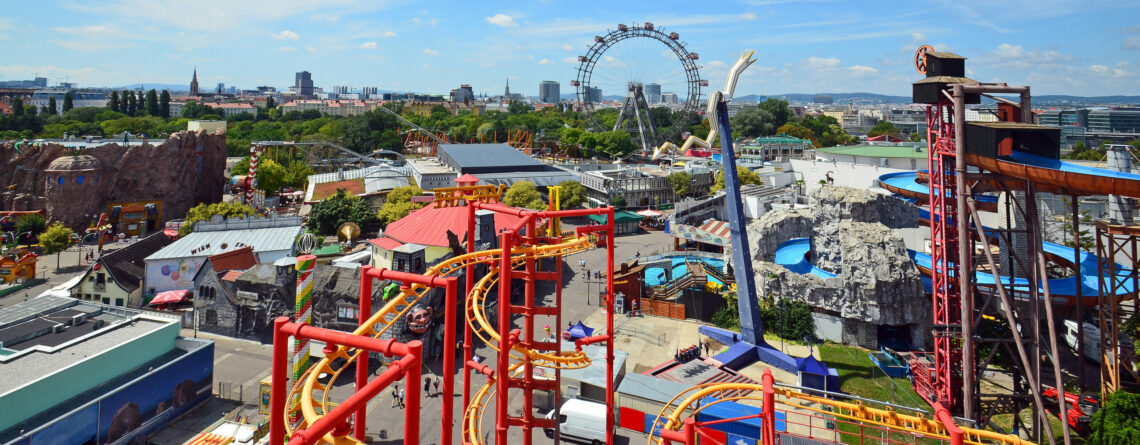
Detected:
left=1088, top=108, right=1140, bottom=133
left=212, top=102, right=258, bottom=119
left=190, top=68, right=199, bottom=96
left=295, top=71, right=314, bottom=98
left=143, top=215, right=302, bottom=294
left=588, top=86, right=604, bottom=103
left=0, top=296, right=213, bottom=444
left=406, top=158, right=458, bottom=190
left=0, top=77, right=47, bottom=88
left=539, top=81, right=560, bottom=104
left=813, top=95, right=834, bottom=104
left=108, top=199, right=163, bottom=237
left=304, top=165, right=413, bottom=208
left=553, top=340, right=627, bottom=404
left=645, top=83, right=662, bottom=104
left=281, top=99, right=377, bottom=117
left=450, top=84, right=475, bottom=103
left=188, top=120, right=227, bottom=133
left=436, top=143, right=578, bottom=187
left=580, top=166, right=713, bottom=208
left=660, top=92, right=678, bottom=104
left=27, top=90, right=109, bottom=113
left=370, top=199, right=518, bottom=267
left=73, top=233, right=174, bottom=307
left=738, top=135, right=813, bottom=161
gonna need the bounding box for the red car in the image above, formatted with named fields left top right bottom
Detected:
left=1041, top=386, right=1100, bottom=435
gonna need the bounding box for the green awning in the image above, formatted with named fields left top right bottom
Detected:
left=587, top=210, right=644, bottom=224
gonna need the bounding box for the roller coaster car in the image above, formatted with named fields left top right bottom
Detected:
left=1041, top=386, right=1100, bottom=435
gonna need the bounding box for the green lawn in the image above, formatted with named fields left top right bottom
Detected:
left=818, top=342, right=930, bottom=411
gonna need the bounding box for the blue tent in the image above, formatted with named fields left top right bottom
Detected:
left=567, top=321, right=594, bottom=340
left=796, top=354, right=839, bottom=395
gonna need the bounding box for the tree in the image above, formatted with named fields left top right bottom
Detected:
left=146, top=89, right=160, bottom=116
left=711, top=166, right=763, bottom=192
left=15, top=213, right=46, bottom=237
left=909, top=132, right=923, bottom=142
left=502, top=181, right=547, bottom=210
left=556, top=180, right=587, bottom=209
left=265, top=96, right=276, bottom=110
left=108, top=91, right=119, bottom=112
left=867, top=120, right=900, bottom=138
left=180, top=202, right=259, bottom=236
left=159, top=90, right=171, bottom=119
left=729, top=107, right=777, bottom=137
left=668, top=171, right=692, bottom=197
left=126, top=91, right=137, bottom=116
left=595, top=130, right=636, bottom=158
left=508, top=100, right=530, bottom=115
left=377, top=185, right=425, bottom=226
left=39, top=222, right=74, bottom=269
left=756, top=98, right=792, bottom=130
left=775, top=123, right=818, bottom=147
left=1089, top=390, right=1140, bottom=445
left=308, top=190, right=379, bottom=235
left=11, top=97, right=24, bottom=117
left=253, top=159, right=288, bottom=195
left=284, top=160, right=314, bottom=190
left=62, top=92, right=74, bottom=113
left=46, top=96, right=57, bottom=115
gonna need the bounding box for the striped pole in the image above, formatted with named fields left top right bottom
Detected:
left=247, top=145, right=263, bottom=205
left=292, top=254, right=316, bottom=381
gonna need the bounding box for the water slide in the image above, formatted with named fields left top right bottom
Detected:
left=287, top=235, right=595, bottom=444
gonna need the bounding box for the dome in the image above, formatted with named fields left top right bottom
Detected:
left=46, top=155, right=102, bottom=172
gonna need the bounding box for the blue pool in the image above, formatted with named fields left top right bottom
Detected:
left=646, top=256, right=727, bottom=286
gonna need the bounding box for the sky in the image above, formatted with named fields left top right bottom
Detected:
left=1, top=0, right=1138, bottom=97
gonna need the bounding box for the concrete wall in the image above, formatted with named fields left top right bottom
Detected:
left=790, top=158, right=913, bottom=195
left=74, top=267, right=131, bottom=307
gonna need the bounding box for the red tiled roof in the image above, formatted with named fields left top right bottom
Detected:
left=208, top=246, right=259, bottom=272
left=313, top=179, right=366, bottom=200
left=0, top=103, right=12, bottom=115
left=220, top=270, right=244, bottom=282
left=370, top=237, right=403, bottom=250
left=381, top=204, right=527, bottom=247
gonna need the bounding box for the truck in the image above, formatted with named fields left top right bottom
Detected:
left=544, top=398, right=608, bottom=444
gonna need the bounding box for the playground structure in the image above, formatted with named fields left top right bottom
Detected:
left=270, top=183, right=619, bottom=445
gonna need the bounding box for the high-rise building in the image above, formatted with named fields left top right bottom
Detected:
left=189, top=68, right=199, bottom=96
left=661, top=92, right=678, bottom=104
left=295, top=71, right=314, bottom=98
left=1088, top=109, right=1140, bottom=133
left=587, top=86, right=603, bottom=103
left=216, top=83, right=225, bottom=95
left=539, top=81, right=560, bottom=104
left=645, top=83, right=662, bottom=104
left=362, top=87, right=378, bottom=99
left=450, top=84, right=475, bottom=103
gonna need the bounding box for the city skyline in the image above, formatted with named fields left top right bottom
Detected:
left=1, top=1, right=1138, bottom=97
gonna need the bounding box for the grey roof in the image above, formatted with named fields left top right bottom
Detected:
left=0, top=295, right=81, bottom=329
left=617, top=373, right=695, bottom=404
left=439, top=143, right=546, bottom=173
left=470, top=170, right=580, bottom=188
left=559, top=340, right=628, bottom=387
left=145, top=225, right=302, bottom=261
left=95, top=233, right=174, bottom=293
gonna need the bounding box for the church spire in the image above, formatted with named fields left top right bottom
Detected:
left=190, top=67, right=199, bottom=96
left=504, top=77, right=510, bottom=98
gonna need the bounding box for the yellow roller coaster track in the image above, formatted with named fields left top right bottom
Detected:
left=648, top=382, right=1030, bottom=445
left=285, top=235, right=594, bottom=444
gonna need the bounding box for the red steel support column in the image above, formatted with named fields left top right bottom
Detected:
left=405, top=340, right=423, bottom=444
left=441, top=276, right=458, bottom=445
left=271, top=316, right=289, bottom=445
left=933, top=402, right=964, bottom=445
left=523, top=219, right=537, bottom=445
left=762, top=369, right=776, bottom=445
left=356, top=265, right=373, bottom=440
left=554, top=235, right=563, bottom=445
left=464, top=201, right=476, bottom=411
left=605, top=206, right=616, bottom=444
left=496, top=231, right=514, bottom=445
left=952, top=85, right=974, bottom=420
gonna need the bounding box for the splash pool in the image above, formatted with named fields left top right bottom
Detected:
left=645, top=256, right=727, bottom=287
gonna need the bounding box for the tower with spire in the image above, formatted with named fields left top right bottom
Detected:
left=190, top=67, right=199, bottom=96
left=504, top=77, right=510, bottom=100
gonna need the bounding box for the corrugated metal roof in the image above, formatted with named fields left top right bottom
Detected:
left=145, top=225, right=302, bottom=261
left=470, top=170, right=579, bottom=188
left=305, top=166, right=412, bottom=201
left=814, top=143, right=927, bottom=159
left=439, top=143, right=545, bottom=172
left=617, top=373, right=693, bottom=403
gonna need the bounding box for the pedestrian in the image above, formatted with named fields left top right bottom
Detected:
left=425, top=376, right=432, bottom=397
left=579, top=259, right=585, bottom=270
left=702, top=340, right=709, bottom=355
left=586, top=269, right=591, bottom=282
left=434, top=377, right=441, bottom=396
left=391, top=385, right=399, bottom=408
left=23, top=293, right=28, bottom=301
left=399, top=387, right=405, bottom=408
left=544, top=324, right=551, bottom=339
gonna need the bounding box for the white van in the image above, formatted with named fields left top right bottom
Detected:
left=544, top=398, right=609, bottom=444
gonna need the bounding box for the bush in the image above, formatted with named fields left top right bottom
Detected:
left=180, top=202, right=259, bottom=236
left=16, top=213, right=46, bottom=236
left=1090, top=390, right=1140, bottom=444
left=760, top=297, right=816, bottom=342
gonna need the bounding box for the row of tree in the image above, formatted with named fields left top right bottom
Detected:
left=107, top=89, right=172, bottom=119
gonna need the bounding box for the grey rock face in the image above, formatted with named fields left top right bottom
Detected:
left=810, top=186, right=918, bottom=273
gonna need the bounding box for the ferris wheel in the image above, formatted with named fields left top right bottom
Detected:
left=572, top=22, right=705, bottom=154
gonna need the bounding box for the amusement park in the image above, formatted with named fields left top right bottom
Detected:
left=1, top=10, right=1140, bottom=445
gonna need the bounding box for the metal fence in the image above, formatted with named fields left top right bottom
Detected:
left=217, top=381, right=246, bottom=403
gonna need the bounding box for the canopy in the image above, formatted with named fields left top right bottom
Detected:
left=636, top=209, right=663, bottom=217
left=150, top=289, right=190, bottom=305
left=566, top=321, right=594, bottom=340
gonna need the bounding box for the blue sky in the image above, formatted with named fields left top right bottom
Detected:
left=1, top=0, right=1138, bottom=97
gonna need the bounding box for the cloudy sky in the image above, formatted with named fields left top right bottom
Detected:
left=1, top=0, right=1137, bottom=96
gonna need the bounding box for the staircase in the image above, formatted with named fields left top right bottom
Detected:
left=700, top=366, right=759, bottom=399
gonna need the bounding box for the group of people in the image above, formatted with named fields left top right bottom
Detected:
left=389, top=375, right=444, bottom=409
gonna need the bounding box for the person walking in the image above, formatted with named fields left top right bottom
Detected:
left=399, top=387, right=406, bottom=408
left=433, top=377, right=441, bottom=397
left=424, top=376, right=433, bottom=397
left=391, top=384, right=400, bottom=408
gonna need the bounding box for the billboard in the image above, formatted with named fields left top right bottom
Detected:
left=145, top=257, right=205, bottom=293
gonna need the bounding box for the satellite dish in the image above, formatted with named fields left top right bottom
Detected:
left=337, top=222, right=361, bottom=243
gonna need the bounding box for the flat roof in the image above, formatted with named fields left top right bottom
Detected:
left=145, top=225, right=302, bottom=261
left=617, top=373, right=694, bottom=404
left=814, top=143, right=927, bottom=159
left=439, top=144, right=546, bottom=173
left=559, top=340, right=628, bottom=387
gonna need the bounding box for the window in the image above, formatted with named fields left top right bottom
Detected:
left=77, top=175, right=84, bottom=184
left=115, top=299, right=123, bottom=307
left=206, top=309, right=218, bottom=325
left=58, top=176, right=64, bottom=185
left=102, top=298, right=110, bottom=305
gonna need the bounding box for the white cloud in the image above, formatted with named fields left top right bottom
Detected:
left=1125, top=36, right=1140, bottom=50
left=849, top=65, right=878, bottom=73
left=359, top=41, right=377, bottom=49
left=271, top=30, right=299, bottom=41
left=707, top=60, right=728, bottom=68
left=527, top=54, right=535, bottom=60
left=311, top=13, right=338, bottom=22
left=562, top=56, right=578, bottom=63
left=279, top=46, right=297, bottom=52
left=562, top=44, right=574, bottom=51
left=1090, top=64, right=1129, bottom=78
left=423, top=47, right=439, bottom=56
left=382, top=31, right=397, bottom=38
left=485, top=13, right=518, bottom=28
left=739, top=12, right=757, bottom=20
left=804, top=56, right=841, bottom=69
left=910, top=32, right=926, bottom=43
left=537, top=58, right=552, bottom=65
left=412, top=17, right=437, bottom=26
left=306, top=46, right=316, bottom=53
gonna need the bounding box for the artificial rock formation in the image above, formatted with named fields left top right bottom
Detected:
left=750, top=185, right=929, bottom=348
left=0, top=130, right=227, bottom=229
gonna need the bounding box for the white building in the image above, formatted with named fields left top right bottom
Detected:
left=406, top=158, right=458, bottom=190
